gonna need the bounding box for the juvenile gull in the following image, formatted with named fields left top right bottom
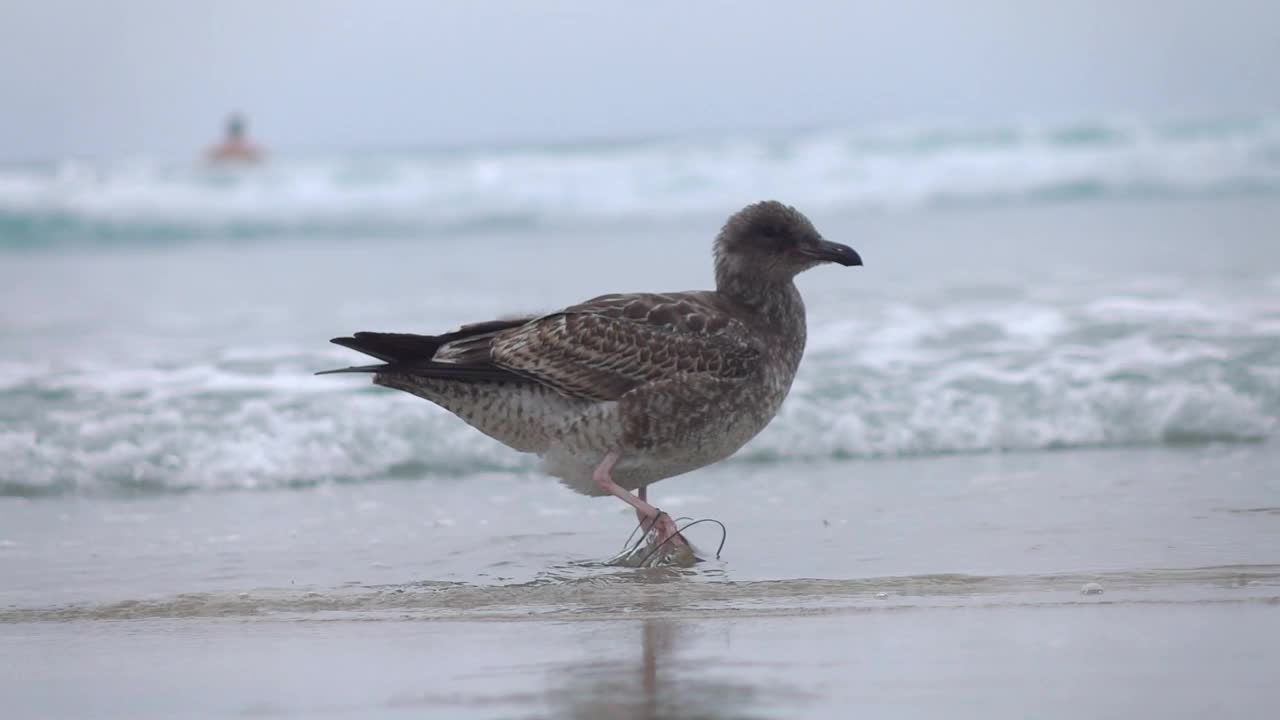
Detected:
left=319, top=201, right=861, bottom=553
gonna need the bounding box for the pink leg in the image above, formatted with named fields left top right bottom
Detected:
left=634, top=486, right=648, bottom=526
left=593, top=453, right=685, bottom=548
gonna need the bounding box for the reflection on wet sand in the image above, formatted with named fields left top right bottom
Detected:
left=543, top=618, right=804, bottom=720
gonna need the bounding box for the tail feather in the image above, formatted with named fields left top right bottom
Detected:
left=315, top=361, right=519, bottom=382
left=319, top=318, right=538, bottom=383
left=314, top=363, right=388, bottom=376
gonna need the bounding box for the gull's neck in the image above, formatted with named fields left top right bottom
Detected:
left=716, top=266, right=807, bottom=360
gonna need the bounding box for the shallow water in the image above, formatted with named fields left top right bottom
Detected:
left=5, top=445, right=1280, bottom=718
left=4, top=444, right=1279, bottom=614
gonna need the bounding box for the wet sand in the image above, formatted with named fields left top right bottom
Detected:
left=5, top=602, right=1277, bottom=720
left=4, top=445, right=1279, bottom=718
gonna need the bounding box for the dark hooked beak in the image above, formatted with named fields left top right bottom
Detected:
left=799, top=239, right=863, bottom=267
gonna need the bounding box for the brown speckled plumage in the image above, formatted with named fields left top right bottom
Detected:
left=322, top=201, right=861, bottom=497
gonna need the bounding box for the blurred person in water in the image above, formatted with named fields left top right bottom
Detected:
left=206, top=113, right=264, bottom=164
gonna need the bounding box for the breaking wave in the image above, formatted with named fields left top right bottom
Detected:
left=3, top=291, right=1276, bottom=497
left=2, top=115, right=1278, bottom=248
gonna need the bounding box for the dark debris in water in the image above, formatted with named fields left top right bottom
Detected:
left=607, top=514, right=728, bottom=569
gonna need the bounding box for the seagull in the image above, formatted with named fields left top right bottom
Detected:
left=319, top=201, right=861, bottom=554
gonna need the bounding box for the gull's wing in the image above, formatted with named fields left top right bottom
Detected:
left=482, top=291, right=762, bottom=402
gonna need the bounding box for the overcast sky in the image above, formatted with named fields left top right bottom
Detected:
left=1, top=0, right=1277, bottom=161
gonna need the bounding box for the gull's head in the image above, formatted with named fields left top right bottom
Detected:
left=714, top=201, right=861, bottom=286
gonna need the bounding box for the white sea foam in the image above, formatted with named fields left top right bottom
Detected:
left=2, top=116, right=1278, bottom=247
left=2, top=287, right=1276, bottom=497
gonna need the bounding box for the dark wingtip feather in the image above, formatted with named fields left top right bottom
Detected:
left=329, top=332, right=446, bottom=363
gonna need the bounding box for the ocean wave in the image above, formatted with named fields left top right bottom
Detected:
left=2, top=116, right=1278, bottom=248
left=3, top=292, right=1276, bottom=498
